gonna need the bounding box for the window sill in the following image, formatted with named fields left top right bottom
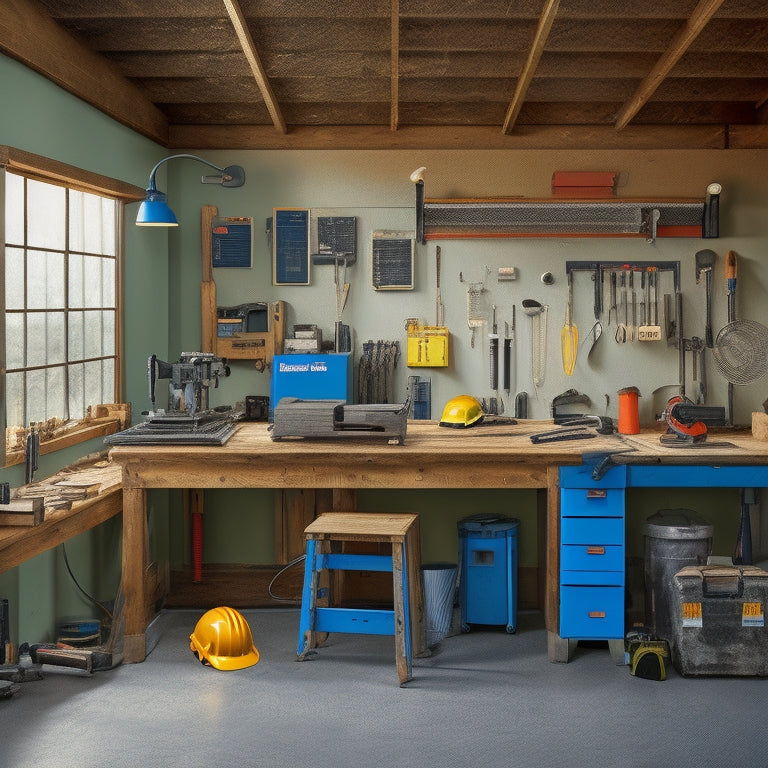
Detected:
left=4, top=404, right=131, bottom=468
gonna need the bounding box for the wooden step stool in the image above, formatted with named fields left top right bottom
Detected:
left=296, top=512, right=423, bottom=686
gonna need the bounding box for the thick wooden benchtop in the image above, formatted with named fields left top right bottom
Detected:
left=108, top=421, right=768, bottom=491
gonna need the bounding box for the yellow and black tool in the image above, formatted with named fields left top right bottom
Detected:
left=625, top=631, right=670, bottom=681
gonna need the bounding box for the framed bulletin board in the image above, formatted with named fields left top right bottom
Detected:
left=211, top=216, right=252, bottom=268
left=273, top=208, right=310, bottom=285
left=371, top=230, right=414, bottom=290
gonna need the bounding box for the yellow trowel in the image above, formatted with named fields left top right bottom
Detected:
left=561, top=270, right=578, bottom=375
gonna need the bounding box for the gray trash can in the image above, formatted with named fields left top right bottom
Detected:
left=422, top=563, right=458, bottom=648
left=644, top=509, right=713, bottom=641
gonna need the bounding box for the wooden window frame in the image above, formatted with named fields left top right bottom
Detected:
left=1, top=146, right=145, bottom=469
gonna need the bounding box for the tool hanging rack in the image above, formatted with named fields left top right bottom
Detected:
left=565, top=260, right=680, bottom=289
left=414, top=181, right=720, bottom=245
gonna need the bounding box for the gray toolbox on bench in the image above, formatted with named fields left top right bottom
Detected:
left=669, top=564, right=768, bottom=677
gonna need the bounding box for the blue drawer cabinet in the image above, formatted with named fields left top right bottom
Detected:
left=561, top=543, right=624, bottom=574
left=560, top=586, right=625, bottom=637
left=559, top=466, right=626, bottom=641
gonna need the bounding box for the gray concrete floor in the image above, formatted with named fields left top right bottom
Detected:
left=1, top=609, right=767, bottom=768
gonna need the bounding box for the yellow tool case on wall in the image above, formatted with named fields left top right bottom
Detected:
left=406, top=323, right=449, bottom=367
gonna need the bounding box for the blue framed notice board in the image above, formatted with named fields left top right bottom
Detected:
left=273, top=208, right=310, bottom=285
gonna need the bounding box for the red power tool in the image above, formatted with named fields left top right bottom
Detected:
left=659, top=395, right=725, bottom=446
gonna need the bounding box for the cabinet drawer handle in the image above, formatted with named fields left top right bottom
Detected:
left=586, top=546, right=605, bottom=555
left=586, top=489, right=607, bottom=499
left=588, top=611, right=606, bottom=619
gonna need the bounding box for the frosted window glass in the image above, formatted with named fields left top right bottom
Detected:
left=27, top=251, right=65, bottom=309
left=5, top=313, right=24, bottom=369
left=69, top=253, right=84, bottom=308
left=46, top=312, right=66, bottom=365
left=26, top=312, right=65, bottom=367
left=69, top=190, right=85, bottom=252
left=25, top=368, right=47, bottom=422
left=27, top=180, right=65, bottom=250
left=5, top=247, right=24, bottom=310
left=102, top=358, right=115, bottom=400
left=103, top=310, right=115, bottom=355
left=5, top=174, right=24, bottom=245
left=83, top=255, right=103, bottom=307
left=84, top=310, right=102, bottom=358
left=101, top=258, right=116, bottom=306
left=68, top=311, right=84, bottom=359
left=83, top=360, right=103, bottom=410
left=68, top=363, right=83, bottom=418
left=5, top=372, right=24, bottom=427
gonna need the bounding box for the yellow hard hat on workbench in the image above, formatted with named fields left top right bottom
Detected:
left=439, top=394, right=484, bottom=428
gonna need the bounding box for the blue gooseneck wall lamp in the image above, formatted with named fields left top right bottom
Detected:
left=136, top=153, right=246, bottom=226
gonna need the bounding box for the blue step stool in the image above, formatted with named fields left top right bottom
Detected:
left=296, top=512, right=422, bottom=686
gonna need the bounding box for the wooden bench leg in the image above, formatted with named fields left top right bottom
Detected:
left=393, top=538, right=413, bottom=685
left=122, top=488, right=148, bottom=663
left=297, top=539, right=319, bottom=659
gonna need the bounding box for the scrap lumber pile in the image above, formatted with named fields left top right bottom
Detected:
left=10, top=454, right=122, bottom=512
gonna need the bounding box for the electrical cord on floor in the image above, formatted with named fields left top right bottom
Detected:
left=61, top=543, right=113, bottom=621
left=268, top=554, right=306, bottom=603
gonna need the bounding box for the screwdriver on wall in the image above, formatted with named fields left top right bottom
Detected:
left=504, top=305, right=515, bottom=396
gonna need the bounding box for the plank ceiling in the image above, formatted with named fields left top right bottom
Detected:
left=4, top=0, right=768, bottom=149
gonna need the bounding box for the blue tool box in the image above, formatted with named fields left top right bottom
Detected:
left=270, top=353, right=352, bottom=419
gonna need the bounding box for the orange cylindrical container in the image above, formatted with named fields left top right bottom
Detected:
left=617, top=386, right=640, bottom=434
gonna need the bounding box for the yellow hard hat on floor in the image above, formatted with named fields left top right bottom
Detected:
left=190, top=606, right=260, bottom=670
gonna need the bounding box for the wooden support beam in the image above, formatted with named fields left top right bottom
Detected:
left=502, top=0, right=561, bottom=134
left=170, top=123, right=727, bottom=151
left=391, top=0, right=400, bottom=131
left=223, top=0, right=287, bottom=134
left=614, top=0, right=727, bottom=131
left=0, top=0, right=168, bottom=145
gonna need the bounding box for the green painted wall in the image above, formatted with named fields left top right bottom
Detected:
left=164, top=148, right=768, bottom=573
left=0, top=53, right=169, bottom=646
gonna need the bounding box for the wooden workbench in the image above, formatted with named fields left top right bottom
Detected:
left=0, top=458, right=123, bottom=574
left=108, top=420, right=768, bottom=663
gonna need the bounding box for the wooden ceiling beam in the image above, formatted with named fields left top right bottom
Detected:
left=223, top=0, right=287, bottom=134
left=0, top=0, right=168, bottom=145
left=169, top=123, right=727, bottom=151
left=391, top=0, right=399, bottom=131
left=614, top=0, right=727, bottom=131
left=502, top=0, right=561, bottom=134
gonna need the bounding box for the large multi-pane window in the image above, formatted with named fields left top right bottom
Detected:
left=5, top=173, right=118, bottom=426
left=1, top=147, right=138, bottom=468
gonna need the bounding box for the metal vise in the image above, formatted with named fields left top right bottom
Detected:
left=148, top=352, right=230, bottom=415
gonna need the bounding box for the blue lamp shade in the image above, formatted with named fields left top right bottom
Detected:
left=136, top=189, right=178, bottom=227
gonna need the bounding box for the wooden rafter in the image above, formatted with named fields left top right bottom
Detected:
left=223, top=0, right=287, bottom=134
left=502, top=0, right=561, bottom=135
left=614, top=0, right=726, bottom=131
left=0, top=0, right=167, bottom=145
left=391, top=0, right=399, bottom=131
